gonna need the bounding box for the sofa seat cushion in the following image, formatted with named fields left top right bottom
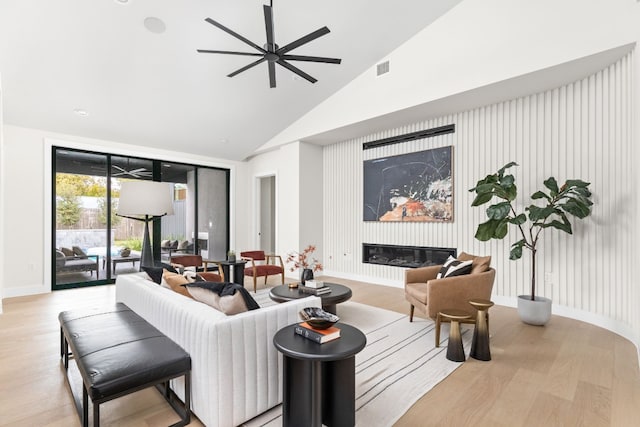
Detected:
left=405, top=282, right=428, bottom=305
left=244, top=265, right=283, bottom=276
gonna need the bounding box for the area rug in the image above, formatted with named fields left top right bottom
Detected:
left=243, top=300, right=472, bottom=427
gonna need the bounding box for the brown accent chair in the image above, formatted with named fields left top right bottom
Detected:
left=404, top=252, right=495, bottom=347
left=240, top=250, right=285, bottom=292
left=170, top=254, right=224, bottom=282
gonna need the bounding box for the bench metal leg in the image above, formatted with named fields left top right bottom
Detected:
left=93, top=399, right=100, bottom=427
left=82, top=386, right=89, bottom=427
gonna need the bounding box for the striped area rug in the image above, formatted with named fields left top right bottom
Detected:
left=244, top=300, right=472, bottom=427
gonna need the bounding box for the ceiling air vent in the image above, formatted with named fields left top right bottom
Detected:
left=376, top=61, right=389, bottom=76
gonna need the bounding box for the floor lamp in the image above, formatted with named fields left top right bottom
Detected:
left=117, top=181, right=174, bottom=269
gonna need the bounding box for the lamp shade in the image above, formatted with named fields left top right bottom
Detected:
left=118, top=181, right=175, bottom=216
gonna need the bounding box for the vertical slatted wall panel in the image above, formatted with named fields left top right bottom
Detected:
left=323, top=53, right=633, bottom=323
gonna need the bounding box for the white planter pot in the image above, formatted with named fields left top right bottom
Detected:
left=517, top=295, right=552, bottom=326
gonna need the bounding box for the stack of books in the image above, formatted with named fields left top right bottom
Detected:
left=299, top=280, right=331, bottom=295
left=294, top=322, right=341, bottom=344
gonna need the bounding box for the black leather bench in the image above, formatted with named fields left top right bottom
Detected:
left=59, top=303, right=191, bottom=427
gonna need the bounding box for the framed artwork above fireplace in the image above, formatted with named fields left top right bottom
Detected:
left=363, top=146, right=453, bottom=222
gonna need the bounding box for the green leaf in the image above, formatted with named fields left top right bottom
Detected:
left=565, top=179, right=590, bottom=188
left=471, top=192, right=494, bottom=207
left=500, top=174, right=515, bottom=187
left=509, top=239, right=525, bottom=260
left=509, top=213, right=527, bottom=225
left=527, top=205, right=557, bottom=222
left=531, top=191, right=550, bottom=200
left=494, top=219, right=509, bottom=239
left=487, top=202, right=511, bottom=220
left=474, top=183, right=497, bottom=195
left=560, top=199, right=591, bottom=218
left=497, top=162, right=518, bottom=177
left=504, top=182, right=518, bottom=201
left=544, top=177, right=559, bottom=195
left=475, top=219, right=500, bottom=241
left=542, top=219, right=572, bottom=234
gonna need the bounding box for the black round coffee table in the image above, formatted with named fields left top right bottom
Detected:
left=274, top=323, right=366, bottom=427
left=269, top=283, right=352, bottom=315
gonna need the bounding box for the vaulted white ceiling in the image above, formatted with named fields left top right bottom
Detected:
left=0, top=0, right=462, bottom=161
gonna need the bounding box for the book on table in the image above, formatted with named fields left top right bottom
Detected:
left=304, top=280, right=325, bottom=289
left=299, top=285, right=331, bottom=295
left=294, top=322, right=341, bottom=344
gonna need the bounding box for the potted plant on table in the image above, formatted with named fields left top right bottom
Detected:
left=286, top=245, right=323, bottom=285
left=469, top=162, right=593, bottom=325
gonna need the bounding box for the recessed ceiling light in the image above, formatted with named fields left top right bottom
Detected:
left=114, top=0, right=130, bottom=4
left=73, top=109, right=89, bottom=117
left=144, top=17, right=166, bottom=34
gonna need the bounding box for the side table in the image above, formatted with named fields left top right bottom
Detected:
left=209, top=259, right=247, bottom=285
left=438, top=309, right=471, bottom=362
left=469, top=299, right=494, bottom=361
left=273, top=323, right=366, bottom=427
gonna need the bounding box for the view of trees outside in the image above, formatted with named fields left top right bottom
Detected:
left=55, top=173, right=142, bottom=247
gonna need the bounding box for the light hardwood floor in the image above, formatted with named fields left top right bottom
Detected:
left=1, top=276, right=638, bottom=426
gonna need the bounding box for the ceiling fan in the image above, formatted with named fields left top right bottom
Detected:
left=112, top=165, right=153, bottom=178
left=197, top=1, right=341, bottom=88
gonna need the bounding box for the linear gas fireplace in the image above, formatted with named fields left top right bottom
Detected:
left=362, top=243, right=456, bottom=268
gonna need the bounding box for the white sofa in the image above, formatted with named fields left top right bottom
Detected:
left=115, top=272, right=321, bottom=427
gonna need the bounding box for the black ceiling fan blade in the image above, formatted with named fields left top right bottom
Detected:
left=281, top=54, right=341, bottom=64
left=204, top=17, right=266, bottom=54
left=277, top=27, right=330, bottom=55
left=197, top=49, right=263, bottom=57
left=263, top=4, right=275, bottom=51
left=228, top=57, right=267, bottom=78
left=277, top=59, right=317, bottom=83
left=268, top=61, right=276, bottom=88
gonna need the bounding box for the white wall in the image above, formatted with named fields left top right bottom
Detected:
left=323, top=53, right=637, bottom=350
left=0, top=125, right=239, bottom=298
left=262, top=0, right=639, bottom=149
left=0, top=73, right=4, bottom=312
left=243, top=142, right=324, bottom=278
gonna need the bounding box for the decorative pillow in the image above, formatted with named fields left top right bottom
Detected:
left=163, top=272, right=193, bottom=298
left=182, top=271, right=205, bottom=282
left=170, top=240, right=179, bottom=249
left=61, top=247, right=75, bottom=257
left=457, top=252, right=492, bottom=274
left=184, top=282, right=260, bottom=315
left=436, top=256, right=473, bottom=279
left=177, top=240, right=189, bottom=250
left=161, top=239, right=170, bottom=248
left=142, top=266, right=164, bottom=284
left=72, top=246, right=88, bottom=258
left=120, top=247, right=131, bottom=257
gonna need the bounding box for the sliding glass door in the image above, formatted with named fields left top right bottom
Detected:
left=52, top=147, right=230, bottom=290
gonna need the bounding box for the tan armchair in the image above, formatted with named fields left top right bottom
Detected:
left=404, top=252, right=495, bottom=347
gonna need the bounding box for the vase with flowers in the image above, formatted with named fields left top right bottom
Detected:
left=286, top=245, right=323, bottom=285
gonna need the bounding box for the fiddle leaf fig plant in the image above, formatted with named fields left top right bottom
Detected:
left=469, top=162, right=593, bottom=301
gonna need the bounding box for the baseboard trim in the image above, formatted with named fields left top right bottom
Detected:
left=2, top=284, right=50, bottom=298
